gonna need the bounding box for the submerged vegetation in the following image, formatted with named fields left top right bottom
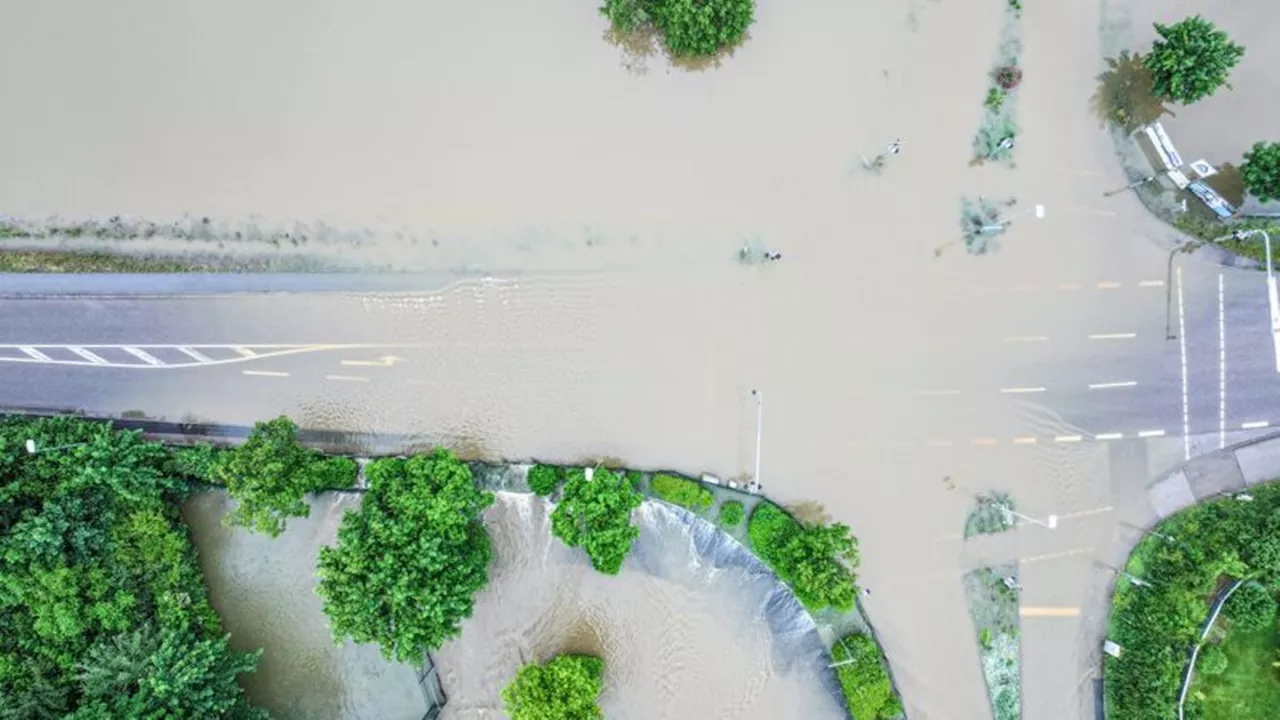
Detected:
left=971, top=1, right=1024, bottom=165
left=965, top=492, right=1017, bottom=539
left=966, top=566, right=1021, bottom=720
left=502, top=654, right=606, bottom=720
left=600, top=0, right=755, bottom=59
left=651, top=472, right=714, bottom=512
left=832, top=633, right=904, bottom=719
left=551, top=467, right=644, bottom=574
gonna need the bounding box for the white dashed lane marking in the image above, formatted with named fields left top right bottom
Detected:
left=1089, top=333, right=1138, bottom=340
left=243, top=370, right=290, bottom=378
left=1242, top=421, right=1271, bottom=430
left=1089, top=381, right=1137, bottom=389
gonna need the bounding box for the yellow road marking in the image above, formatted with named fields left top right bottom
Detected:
left=324, top=374, right=372, bottom=383
left=1020, top=606, right=1080, bottom=618
left=1020, top=547, right=1092, bottom=564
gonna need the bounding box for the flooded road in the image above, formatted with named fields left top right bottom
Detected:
left=0, top=0, right=1203, bottom=717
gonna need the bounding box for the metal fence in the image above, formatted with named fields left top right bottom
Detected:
left=417, top=654, right=447, bottom=720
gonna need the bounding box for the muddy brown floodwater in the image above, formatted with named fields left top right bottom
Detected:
left=3, top=0, right=1187, bottom=717
left=184, top=490, right=844, bottom=720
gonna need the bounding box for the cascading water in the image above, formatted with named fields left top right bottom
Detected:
left=434, top=493, right=847, bottom=719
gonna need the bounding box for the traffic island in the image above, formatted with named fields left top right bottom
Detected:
left=970, top=0, right=1024, bottom=167
left=964, top=492, right=1017, bottom=539
left=964, top=565, right=1022, bottom=720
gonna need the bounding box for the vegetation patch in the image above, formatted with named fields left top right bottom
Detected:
left=832, top=633, right=904, bottom=719
left=1144, top=15, right=1244, bottom=106
left=954, top=196, right=1018, bottom=256
left=965, top=566, right=1021, bottom=720
left=718, top=500, right=745, bottom=527
left=316, top=449, right=495, bottom=662
left=212, top=415, right=358, bottom=537
left=650, top=472, right=714, bottom=512
left=1187, top=593, right=1280, bottom=719
left=1104, top=482, right=1280, bottom=719
left=600, top=0, right=755, bottom=60
left=971, top=2, right=1024, bottom=165
left=527, top=463, right=565, bottom=496
left=965, top=492, right=1017, bottom=539
left=502, top=653, right=605, bottom=720
left=746, top=502, right=860, bottom=613
left=551, top=467, right=644, bottom=574
left=0, top=415, right=265, bottom=718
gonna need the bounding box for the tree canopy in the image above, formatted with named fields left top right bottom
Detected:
left=0, top=415, right=263, bottom=718
left=316, top=449, right=494, bottom=662
left=600, top=0, right=754, bottom=59
left=1143, top=15, right=1244, bottom=104
left=550, top=467, right=643, bottom=575
left=747, top=502, right=860, bottom=613
left=501, top=654, right=605, bottom=720
left=214, top=416, right=357, bottom=537
left=1242, top=141, right=1280, bottom=203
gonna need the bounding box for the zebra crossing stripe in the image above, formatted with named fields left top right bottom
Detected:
left=178, top=346, right=214, bottom=363
left=68, top=347, right=108, bottom=365
left=122, top=347, right=164, bottom=366
left=19, top=346, right=51, bottom=361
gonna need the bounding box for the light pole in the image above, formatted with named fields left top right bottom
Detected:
left=999, top=502, right=1058, bottom=529
left=750, top=390, right=763, bottom=491
left=1219, top=229, right=1279, bottom=371
left=980, top=203, right=1046, bottom=234
left=24, top=439, right=90, bottom=455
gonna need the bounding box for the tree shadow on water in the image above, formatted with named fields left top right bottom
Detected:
left=602, top=26, right=746, bottom=76
left=1091, top=52, right=1174, bottom=132
left=1204, top=162, right=1245, bottom=207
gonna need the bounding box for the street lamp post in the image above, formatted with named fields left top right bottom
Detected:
left=24, top=439, right=90, bottom=455
left=980, top=203, right=1046, bottom=234
left=999, top=503, right=1058, bottom=529
left=750, top=390, right=763, bottom=492
left=1218, top=229, right=1279, bottom=371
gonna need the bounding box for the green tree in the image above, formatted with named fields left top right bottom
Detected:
left=653, top=0, right=754, bottom=58
left=1198, top=643, right=1228, bottom=676
left=316, top=449, right=494, bottom=662
left=1226, top=581, right=1276, bottom=632
left=1144, top=15, right=1244, bottom=104
left=214, top=416, right=357, bottom=537
left=832, top=633, right=900, bottom=719
left=600, top=0, right=655, bottom=35
left=650, top=473, right=713, bottom=512
left=773, top=522, right=860, bottom=612
left=528, top=464, right=564, bottom=496
left=551, top=467, right=642, bottom=574
left=1242, top=142, right=1280, bottom=203
left=501, top=654, right=605, bottom=720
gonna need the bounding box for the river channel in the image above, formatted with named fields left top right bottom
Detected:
left=184, top=489, right=845, bottom=719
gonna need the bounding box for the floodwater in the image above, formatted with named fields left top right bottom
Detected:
left=0, top=0, right=1207, bottom=717
left=182, top=489, right=843, bottom=719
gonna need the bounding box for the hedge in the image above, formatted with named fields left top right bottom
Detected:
left=832, top=633, right=903, bottom=719
left=746, top=502, right=859, bottom=613
left=1105, top=482, right=1280, bottom=719
left=651, top=473, right=714, bottom=512
left=527, top=464, right=564, bottom=496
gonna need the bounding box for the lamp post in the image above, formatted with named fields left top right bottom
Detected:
left=750, top=390, right=763, bottom=491
left=24, top=439, right=90, bottom=455
left=980, top=203, right=1046, bottom=234
left=1218, top=229, right=1279, bottom=371
left=999, top=502, right=1058, bottom=529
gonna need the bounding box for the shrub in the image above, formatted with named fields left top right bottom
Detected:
left=1144, top=15, right=1244, bottom=104
left=551, top=467, right=643, bottom=574
left=651, top=473, right=713, bottom=512
left=1198, top=643, right=1228, bottom=676
left=832, top=633, right=901, bottom=719
left=528, top=464, right=564, bottom=496
left=1242, top=141, right=1280, bottom=203
left=995, top=65, right=1023, bottom=90
left=719, top=501, right=745, bottom=527
left=502, top=654, right=605, bottom=720
left=601, top=0, right=754, bottom=59
left=1226, top=581, right=1277, bottom=632
left=985, top=87, right=1005, bottom=109
left=747, top=503, right=860, bottom=612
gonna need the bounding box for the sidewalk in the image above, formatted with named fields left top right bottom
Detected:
left=1079, top=430, right=1280, bottom=719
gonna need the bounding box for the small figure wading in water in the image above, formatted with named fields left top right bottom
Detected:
left=764, top=251, right=783, bottom=261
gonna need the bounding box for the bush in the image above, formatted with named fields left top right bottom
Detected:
left=502, top=654, right=605, bottom=720
left=551, top=467, right=643, bottom=574
left=995, top=65, right=1023, bottom=90
left=214, top=416, right=358, bottom=537
left=651, top=473, right=713, bottom=512
left=1199, top=643, right=1228, bottom=676
left=1242, top=141, right=1280, bottom=203
left=747, top=503, right=860, bottom=612
left=600, top=0, right=755, bottom=59
left=719, top=501, right=744, bottom=527
left=832, top=633, right=901, bottom=719
left=1144, top=15, right=1245, bottom=104
left=316, top=449, right=494, bottom=661
left=528, top=464, right=564, bottom=496
left=1226, top=582, right=1277, bottom=632
left=1104, top=484, right=1280, bottom=720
